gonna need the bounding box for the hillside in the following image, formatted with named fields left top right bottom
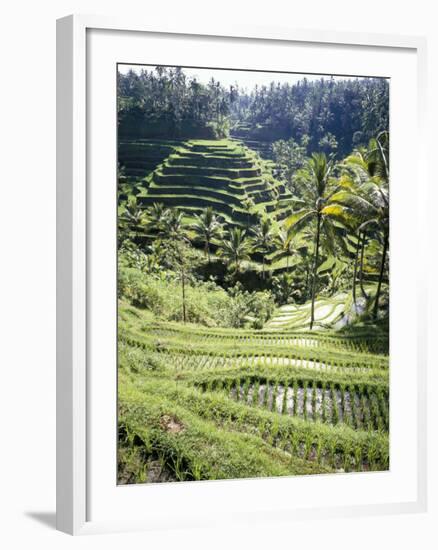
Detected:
left=116, top=65, right=390, bottom=486
left=118, top=299, right=389, bottom=483
left=118, top=139, right=182, bottom=182
left=121, top=138, right=293, bottom=228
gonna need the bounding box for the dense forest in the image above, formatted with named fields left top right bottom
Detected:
left=118, top=66, right=388, bottom=156
left=117, top=66, right=390, bottom=485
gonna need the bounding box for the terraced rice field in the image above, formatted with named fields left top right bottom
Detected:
left=230, top=124, right=275, bottom=159
left=266, top=293, right=350, bottom=330
left=119, top=139, right=183, bottom=182
left=121, top=138, right=293, bottom=228
left=118, top=300, right=389, bottom=484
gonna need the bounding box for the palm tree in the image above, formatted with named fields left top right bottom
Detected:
left=145, top=202, right=167, bottom=234
left=320, top=196, right=363, bottom=309
left=118, top=196, right=146, bottom=241
left=241, top=196, right=255, bottom=229
left=330, top=132, right=389, bottom=318
left=251, top=217, right=274, bottom=279
left=365, top=132, right=389, bottom=318
left=272, top=272, right=296, bottom=305
left=358, top=232, right=368, bottom=300
left=217, top=227, right=252, bottom=276
left=340, top=154, right=369, bottom=305
left=161, top=209, right=186, bottom=241
left=273, top=229, right=301, bottom=272
left=191, top=207, right=223, bottom=263
left=161, top=209, right=190, bottom=322
left=284, top=152, right=339, bottom=329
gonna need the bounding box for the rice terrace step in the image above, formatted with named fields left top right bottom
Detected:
left=117, top=63, right=390, bottom=484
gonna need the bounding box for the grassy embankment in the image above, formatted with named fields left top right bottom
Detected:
left=117, top=137, right=389, bottom=484
left=119, top=138, right=297, bottom=273
left=118, top=298, right=389, bottom=484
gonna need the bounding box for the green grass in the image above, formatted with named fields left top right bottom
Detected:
left=117, top=136, right=389, bottom=483
left=124, top=138, right=290, bottom=231
left=118, top=299, right=389, bottom=484
left=118, top=139, right=184, bottom=180
left=119, top=138, right=297, bottom=269
left=119, top=378, right=332, bottom=482
left=266, top=295, right=348, bottom=330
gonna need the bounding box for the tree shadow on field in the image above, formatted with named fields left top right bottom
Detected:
left=25, top=511, right=56, bottom=530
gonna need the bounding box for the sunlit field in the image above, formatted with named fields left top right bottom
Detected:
left=117, top=66, right=389, bottom=484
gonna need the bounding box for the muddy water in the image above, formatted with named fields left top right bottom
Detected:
left=230, top=383, right=359, bottom=425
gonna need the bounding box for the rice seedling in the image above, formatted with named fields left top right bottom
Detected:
left=281, top=381, right=288, bottom=415
left=118, top=301, right=389, bottom=483
left=303, top=381, right=308, bottom=421
left=330, top=383, right=339, bottom=425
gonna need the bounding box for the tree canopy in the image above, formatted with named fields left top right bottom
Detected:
left=118, top=67, right=388, bottom=156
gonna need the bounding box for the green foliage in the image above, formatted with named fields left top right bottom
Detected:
left=117, top=299, right=389, bottom=484
left=118, top=268, right=165, bottom=311
left=115, top=69, right=390, bottom=485
left=217, top=227, right=252, bottom=275
left=226, top=283, right=275, bottom=329
left=272, top=272, right=300, bottom=305
left=118, top=67, right=236, bottom=139
left=272, top=137, right=308, bottom=192
left=230, top=77, right=388, bottom=157
left=119, top=268, right=226, bottom=326
left=118, top=266, right=275, bottom=329
left=191, top=207, right=224, bottom=262
left=119, top=379, right=331, bottom=483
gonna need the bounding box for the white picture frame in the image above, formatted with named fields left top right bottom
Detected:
left=56, top=14, right=428, bottom=535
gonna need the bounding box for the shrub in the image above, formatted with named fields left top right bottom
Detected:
left=118, top=268, right=165, bottom=312
left=219, top=284, right=275, bottom=328
left=118, top=267, right=275, bottom=329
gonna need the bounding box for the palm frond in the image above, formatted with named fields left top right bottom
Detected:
left=284, top=208, right=315, bottom=230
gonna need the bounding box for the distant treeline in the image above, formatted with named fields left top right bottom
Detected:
left=232, top=77, right=389, bottom=156
left=118, top=66, right=237, bottom=140
left=118, top=67, right=388, bottom=156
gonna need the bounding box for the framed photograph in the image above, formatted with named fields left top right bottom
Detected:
left=57, top=15, right=427, bottom=535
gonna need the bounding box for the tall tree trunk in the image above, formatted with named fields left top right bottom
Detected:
left=262, top=255, right=265, bottom=279
left=305, top=265, right=310, bottom=299
left=310, top=214, right=322, bottom=330
left=352, top=232, right=361, bottom=309
left=359, top=233, right=368, bottom=299
left=206, top=240, right=211, bottom=264
left=181, top=267, right=187, bottom=323
left=373, top=231, right=389, bottom=320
